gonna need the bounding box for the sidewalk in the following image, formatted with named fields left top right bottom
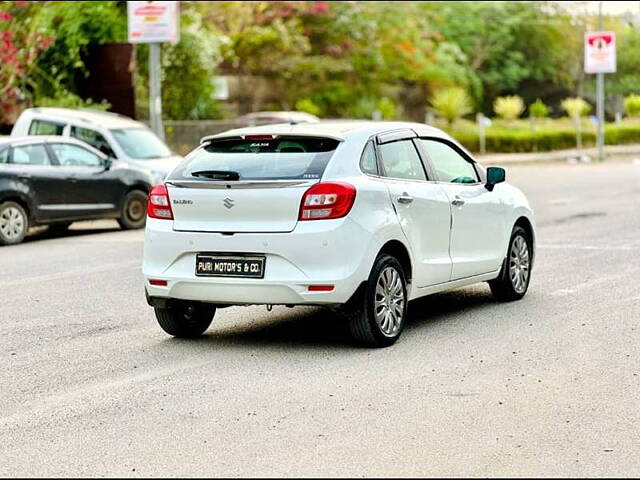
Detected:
left=476, top=143, right=640, bottom=165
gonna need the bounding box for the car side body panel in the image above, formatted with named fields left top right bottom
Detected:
left=0, top=137, right=154, bottom=227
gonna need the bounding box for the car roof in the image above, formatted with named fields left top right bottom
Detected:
left=241, top=111, right=319, bottom=120
left=0, top=135, right=107, bottom=155
left=203, top=120, right=450, bottom=142
left=22, top=107, right=143, bottom=129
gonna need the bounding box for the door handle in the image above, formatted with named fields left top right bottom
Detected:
left=397, top=194, right=414, bottom=204
left=451, top=197, right=465, bottom=207
left=18, top=174, right=31, bottom=180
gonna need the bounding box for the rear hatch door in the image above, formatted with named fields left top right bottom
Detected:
left=167, top=135, right=340, bottom=233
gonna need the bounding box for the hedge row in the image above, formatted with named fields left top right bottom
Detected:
left=452, top=124, right=640, bottom=153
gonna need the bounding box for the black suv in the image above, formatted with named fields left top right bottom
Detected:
left=0, top=136, right=154, bottom=245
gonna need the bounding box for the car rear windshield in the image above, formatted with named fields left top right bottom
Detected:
left=174, top=136, right=340, bottom=181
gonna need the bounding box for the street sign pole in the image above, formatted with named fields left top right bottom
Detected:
left=596, top=1, right=604, bottom=162
left=584, top=11, right=615, bottom=164
left=596, top=71, right=604, bottom=161
left=149, top=43, right=164, bottom=140
left=128, top=1, right=179, bottom=140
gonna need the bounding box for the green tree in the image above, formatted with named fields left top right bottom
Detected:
left=529, top=98, right=549, bottom=131
left=198, top=1, right=468, bottom=120
left=427, top=1, right=577, bottom=112
left=529, top=98, right=549, bottom=119
left=562, top=97, right=591, bottom=149
left=608, top=28, right=640, bottom=97
left=0, top=1, right=53, bottom=124
left=430, top=87, right=472, bottom=126
left=135, top=6, right=223, bottom=120
left=624, top=94, right=640, bottom=117
left=494, top=95, right=525, bottom=122
left=32, top=1, right=126, bottom=101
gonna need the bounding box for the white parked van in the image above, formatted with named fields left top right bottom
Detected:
left=12, top=108, right=181, bottom=182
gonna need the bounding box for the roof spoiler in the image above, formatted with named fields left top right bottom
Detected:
left=200, top=131, right=343, bottom=144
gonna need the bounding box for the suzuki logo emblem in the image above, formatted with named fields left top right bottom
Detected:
left=223, top=198, right=234, bottom=209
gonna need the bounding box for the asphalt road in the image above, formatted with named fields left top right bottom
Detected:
left=1, top=161, right=639, bottom=477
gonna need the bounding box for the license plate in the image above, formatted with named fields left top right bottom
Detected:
left=195, top=254, right=265, bottom=278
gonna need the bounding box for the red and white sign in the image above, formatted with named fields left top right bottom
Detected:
left=128, top=1, right=180, bottom=44
left=584, top=31, right=616, bottom=74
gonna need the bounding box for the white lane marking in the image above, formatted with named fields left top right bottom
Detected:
left=538, top=244, right=635, bottom=251
left=550, top=288, right=578, bottom=297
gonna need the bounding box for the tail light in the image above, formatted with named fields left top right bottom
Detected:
left=308, top=285, right=335, bottom=291
left=147, top=184, right=173, bottom=220
left=299, top=182, right=356, bottom=221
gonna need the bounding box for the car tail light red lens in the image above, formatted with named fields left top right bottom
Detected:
left=299, top=182, right=356, bottom=221
left=149, top=279, right=168, bottom=286
left=308, top=285, right=334, bottom=292
left=147, top=184, right=173, bottom=220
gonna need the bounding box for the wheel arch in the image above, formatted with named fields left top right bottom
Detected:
left=0, top=193, right=33, bottom=223
left=124, top=181, right=151, bottom=195
left=514, top=215, right=535, bottom=263
left=377, top=239, right=413, bottom=285
left=119, top=182, right=151, bottom=210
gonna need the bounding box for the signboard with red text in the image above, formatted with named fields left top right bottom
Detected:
left=127, top=1, right=179, bottom=44
left=584, top=31, right=616, bottom=74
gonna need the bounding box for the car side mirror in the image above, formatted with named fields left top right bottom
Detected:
left=486, top=166, right=505, bottom=191
left=103, top=157, right=113, bottom=171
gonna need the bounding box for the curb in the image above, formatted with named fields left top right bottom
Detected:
left=476, top=144, right=640, bottom=165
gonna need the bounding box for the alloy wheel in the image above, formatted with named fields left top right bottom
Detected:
left=509, top=235, right=530, bottom=294
left=127, top=197, right=146, bottom=222
left=0, top=206, right=25, bottom=241
left=374, top=266, right=405, bottom=336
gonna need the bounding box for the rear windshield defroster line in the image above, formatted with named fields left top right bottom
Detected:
left=169, top=136, right=340, bottom=182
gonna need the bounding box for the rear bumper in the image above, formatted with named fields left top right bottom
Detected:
left=142, top=217, right=375, bottom=305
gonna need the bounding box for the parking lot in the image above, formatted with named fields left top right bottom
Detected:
left=1, top=160, right=639, bottom=476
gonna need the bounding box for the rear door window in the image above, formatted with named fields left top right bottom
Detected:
left=50, top=143, right=102, bottom=167
left=175, top=136, right=340, bottom=181
left=11, top=144, right=52, bottom=166
left=28, top=119, right=65, bottom=136
left=0, top=147, right=8, bottom=164
left=379, top=140, right=427, bottom=181
left=70, top=126, right=116, bottom=158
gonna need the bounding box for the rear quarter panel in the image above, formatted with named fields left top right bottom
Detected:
left=321, top=136, right=418, bottom=295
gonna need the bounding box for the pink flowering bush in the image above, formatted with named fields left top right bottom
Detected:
left=0, top=2, right=53, bottom=124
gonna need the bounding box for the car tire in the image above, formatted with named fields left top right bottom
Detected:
left=48, top=222, right=72, bottom=234
left=0, top=201, right=28, bottom=246
left=154, top=301, right=216, bottom=338
left=118, top=190, right=147, bottom=230
left=489, top=225, right=532, bottom=301
left=346, top=254, right=408, bottom=348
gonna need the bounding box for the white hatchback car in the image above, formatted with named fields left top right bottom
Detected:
left=143, top=121, right=535, bottom=347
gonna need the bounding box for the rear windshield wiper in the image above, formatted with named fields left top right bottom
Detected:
left=191, top=170, right=240, bottom=180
